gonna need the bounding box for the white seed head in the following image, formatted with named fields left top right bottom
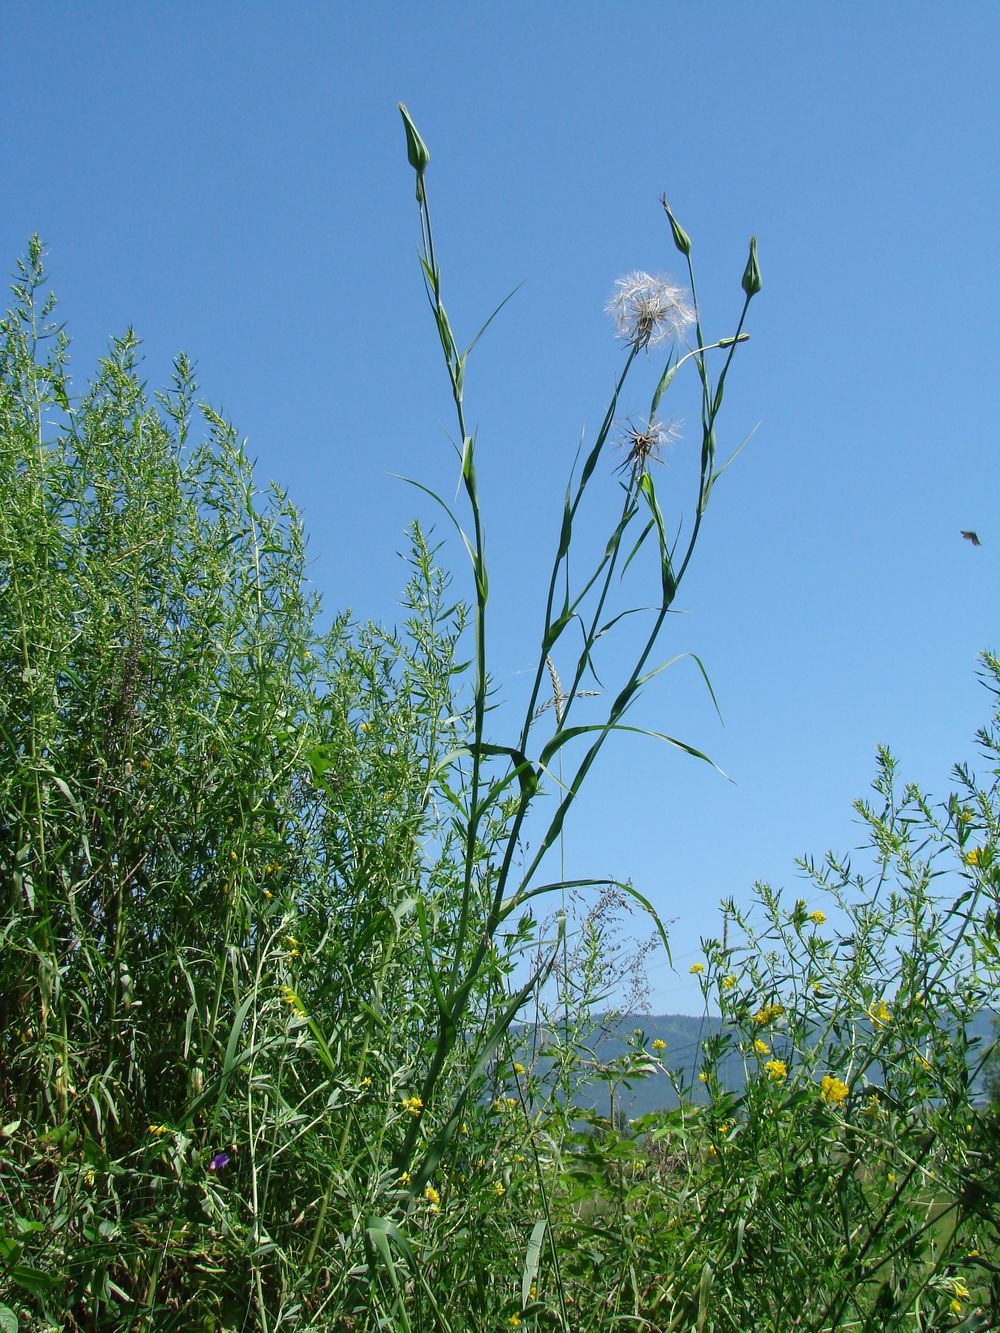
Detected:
left=616, top=417, right=683, bottom=475
left=606, top=271, right=695, bottom=349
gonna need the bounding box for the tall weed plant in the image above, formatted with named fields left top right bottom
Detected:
left=1, top=110, right=996, bottom=1333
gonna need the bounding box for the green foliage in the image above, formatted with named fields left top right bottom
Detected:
left=3, top=120, right=998, bottom=1333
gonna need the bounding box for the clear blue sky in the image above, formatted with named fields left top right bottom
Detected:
left=4, top=3, right=998, bottom=1013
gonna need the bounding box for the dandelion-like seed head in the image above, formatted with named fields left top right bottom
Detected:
left=606, top=271, right=694, bottom=349
left=616, top=417, right=682, bottom=478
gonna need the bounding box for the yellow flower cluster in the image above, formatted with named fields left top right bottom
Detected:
left=279, top=986, right=306, bottom=1016
left=763, top=1059, right=788, bottom=1083
left=820, top=1074, right=849, bottom=1105
left=722, top=975, right=737, bottom=989
left=423, top=1183, right=440, bottom=1212
left=948, top=1278, right=970, bottom=1314
left=868, top=998, right=891, bottom=1027
left=148, top=1124, right=169, bottom=1135
left=492, top=1180, right=505, bottom=1197
left=808, top=909, right=826, bottom=925
left=753, top=1039, right=770, bottom=1056
left=964, top=847, right=982, bottom=866
left=753, top=1002, right=784, bottom=1027
left=652, top=1038, right=667, bottom=1052
left=512, top=1062, right=526, bottom=1076
left=689, top=962, right=705, bottom=975
left=400, top=1095, right=424, bottom=1118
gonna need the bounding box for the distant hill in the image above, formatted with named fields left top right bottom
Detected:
left=525, top=1010, right=998, bottom=1120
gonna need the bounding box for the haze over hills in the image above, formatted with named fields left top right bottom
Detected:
left=521, top=1011, right=998, bottom=1121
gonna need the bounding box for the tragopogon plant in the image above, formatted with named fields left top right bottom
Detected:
left=393, top=104, right=760, bottom=1197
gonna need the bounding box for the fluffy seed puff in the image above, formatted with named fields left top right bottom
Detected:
left=606, top=271, right=694, bottom=349
left=616, top=417, right=682, bottom=477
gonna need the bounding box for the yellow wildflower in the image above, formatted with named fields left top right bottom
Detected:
left=868, top=999, right=891, bottom=1027
left=753, top=1002, right=784, bottom=1026
left=964, top=847, right=982, bottom=866
left=820, top=1074, right=849, bottom=1105
left=690, top=962, right=705, bottom=975
left=509, top=1317, right=521, bottom=1328
left=915, top=1053, right=932, bottom=1073
left=359, top=1076, right=372, bottom=1089
left=863, top=1093, right=882, bottom=1116
left=753, top=1039, right=770, bottom=1055
left=398, top=1171, right=411, bottom=1186
left=652, top=1038, right=666, bottom=1051
left=493, top=1180, right=505, bottom=1197
left=808, top=909, right=826, bottom=925
left=887, top=1171, right=896, bottom=1183
left=400, top=1095, right=424, bottom=1117
left=148, top=1124, right=169, bottom=1136
left=950, top=1299, right=963, bottom=1314
left=764, top=1059, right=788, bottom=1083
left=83, top=1168, right=95, bottom=1186
left=698, top=1071, right=708, bottom=1083
left=512, top=1062, right=526, bottom=1076
left=722, top=975, right=737, bottom=989
left=423, top=1183, right=440, bottom=1212
left=279, top=986, right=306, bottom=1016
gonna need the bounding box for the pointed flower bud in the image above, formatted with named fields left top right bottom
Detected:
left=660, top=196, right=692, bottom=257
left=398, top=103, right=430, bottom=179
left=741, top=235, right=761, bottom=298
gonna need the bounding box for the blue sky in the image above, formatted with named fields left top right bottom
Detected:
left=4, top=3, right=998, bottom=1013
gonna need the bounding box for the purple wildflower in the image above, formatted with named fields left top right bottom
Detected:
left=209, top=1151, right=230, bottom=1171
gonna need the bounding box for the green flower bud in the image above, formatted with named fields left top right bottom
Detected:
left=398, top=103, right=430, bottom=179
left=741, top=235, right=761, bottom=298
left=660, top=196, right=692, bottom=256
